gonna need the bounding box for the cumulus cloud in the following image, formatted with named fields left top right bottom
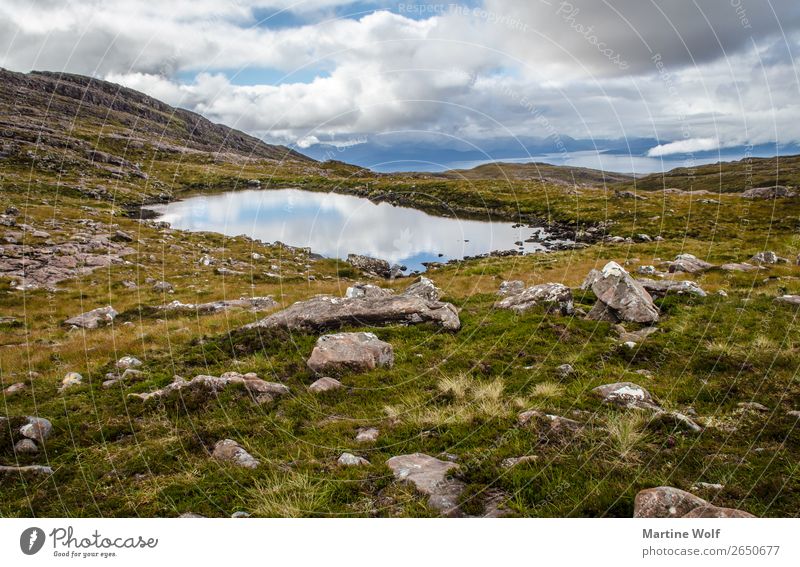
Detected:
left=647, top=138, right=720, bottom=157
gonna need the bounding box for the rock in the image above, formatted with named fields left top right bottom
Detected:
left=741, top=185, right=796, bottom=199
left=682, top=505, right=755, bottom=518
left=308, top=377, right=342, bottom=393
left=307, top=332, right=393, bottom=375
left=3, top=382, right=26, bottom=397
left=615, top=325, right=659, bottom=344
left=0, top=465, right=54, bottom=476
left=494, top=283, right=574, bottom=316
left=152, top=281, right=173, bottom=292
left=355, top=427, right=379, bottom=443
left=750, top=251, right=788, bottom=265
left=668, top=253, right=714, bottom=274
left=788, top=410, right=800, bottom=418
left=112, top=230, right=134, bottom=242
left=245, top=282, right=461, bottom=332
left=120, top=368, right=145, bottom=382
left=116, top=356, right=142, bottom=369
left=775, top=295, right=800, bottom=306
left=345, top=283, right=392, bottom=299
left=60, top=372, right=83, bottom=391
left=386, top=453, right=464, bottom=516
left=14, top=438, right=38, bottom=453
left=346, top=254, right=391, bottom=278
left=692, top=482, right=724, bottom=492
left=402, top=277, right=441, bottom=301
left=637, top=265, right=659, bottom=276
left=634, top=486, right=708, bottom=518
left=497, top=280, right=525, bottom=297
left=158, top=296, right=277, bottom=315
left=737, top=401, right=769, bottom=412
left=556, top=364, right=574, bottom=377
left=615, top=190, right=646, bottom=200
left=592, top=382, right=656, bottom=409
left=231, top=511, right=251, bottom=518
left=501, top=455, right=539, bottom=468
left=130, top=373, right=289, bottom=403
left=637, top=278, right=707, bottom=298
left=337, top=452, right=370, bottom=466
left=585, top=262, right=659, bottom=324
left=19, top=417, right=52, bottom=442
left=179, top=513, right=206, bottom=518
left=720, top=262, right=760, bottom=272
left=64, top=306, right=117, bottom=329
left=518, top=410, right=583, bottom=440
left=211, top=439, right=259, bottom=469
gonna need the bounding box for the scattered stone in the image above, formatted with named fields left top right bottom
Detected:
left=3, top=382, right=26, bottom=397
left=60, top=372, right=83, bottom=391
left=518, top=409, right=583, bottom=440
left=346, top=254, right=391, bottom=278
left=386, top=453, right=464, bottom=517
left=0, top=464, right=54, bottom=476
left=668, top=253, right=715, bottom=274
left=750, top=251, right=788, bottom=265
left=637, top=278, right=707, bottom=298
left=556, top=364, right=574, bottom=377
left=720, top=262, right=760, bottom=272
left=497, top=280, right=525, bottom=297
left=211, top=439, right=259, bottom=469
left=63, top=306, right=117, bottom=329
left=112, top=230, right=134, bottom=242
left=593, top=382, right=701, bottom=432
left=615, top=325, right=659, bottom=344
left=338, top=452, right=370, bottom=466
left=116, top=356, right=142, bottom=370
left=355, top=427, right=379, bottom=443
left=494, top=283, right=574, bottom=316
left=775, top=295, right=800, bottom=306
left=158, top=296, right=277, bottom=315
left=501, top=455, right=538, bottom=468
left=130, top=373, right=290, bottom=403
left=692, top=482, right=724, bottom=492
left=231, top=511, right=251, bottom=518
left=737, top=401, right=769, bottom=412
left=152, top=281, right=173, bottom=292
left=741, top=185, right=796, bottom=199
left=14, top=438, right=38, bottom=453
left=246, top=281, right=460, bottom=332
left=682, top=505, right=756, bottom=518
left=585, top=262, right=659, bottom=324
left=307, top=332, right=393, bottom=375
left=308, top=377, right=342, bottom=393
left=633, top=486, right=708, bottom=518
left=615, top=190, right=646, bottom=200
left=19, top=417, right=52, bottom=442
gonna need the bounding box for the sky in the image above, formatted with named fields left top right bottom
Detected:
left=2, top=0, right=799, bottom=170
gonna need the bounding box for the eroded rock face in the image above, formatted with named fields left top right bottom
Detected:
left=307, top=332, right=393, bottom=374
left=494, top=283, right=574, bottom=316
left=386, top=453, right=464, bottom=517
left=585, top=262, right=659, bottom=324
left=346, top=254, right=391, bottom=278
left=637, top=279, right=707, bottom=298
left=634, top=487, right=708, bottom=518
left=245, top=282, right=460, bottom=332
left=64, top=306, right=118, bottom=329
left=682, top=505, right=755, bottom=518
left=129, top=372, right=289, bottom=403
left=158, top=296, right=277, bottom=315
left=741, top=185, right=796, bottom=199
left=212, top=439, right=259, bottom=469
left=668, top=254, right=714, bottom=274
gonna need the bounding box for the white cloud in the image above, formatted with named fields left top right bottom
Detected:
left=646, top=138, right=720, bottom=157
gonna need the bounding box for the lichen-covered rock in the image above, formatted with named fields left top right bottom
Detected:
left=668, top=254, right=714, bottom=274
left=116, top=356, right=142, bottom=369
left=497, top=280, right=525, bottom=297
left=307, top=332, right=393, bottom=374
left=494, top=283, right=574, bottom=316
left=682, top=505, right=756, bottom=518
left=634, top=486, right=708, bottom=518
left=158, top=296, right=277, bottom=314
left=637, top=278, right=707, bottom=298
left=337, top=452, right=370, bottom=466
left=750, top=251, right=788, bottom=265
left=402, top=277, right=441, bottom=302
left=64, top=306, right=117, bottom=329
left=59, top=372, right=83, bottom=391
left=720, top=262, right=760, bottom=272
left=592, top=382, right=656, bottom=409
left=345, top=283, right=392, bottom=299
left=585, top=262, right=659, bottom=323
left=346, top=254, right=391, bottom=278
left=386, top=453, right=464, bottom=517
left=129, top=373, right=289, bottom=403
left=211, top=439, right=259, bottom=469
left=741, top=185, right=796, bottom=199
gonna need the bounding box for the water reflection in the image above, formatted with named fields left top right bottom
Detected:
left=146, top=189, right=561, bottom=272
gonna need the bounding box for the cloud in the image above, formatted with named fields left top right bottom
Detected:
left=646, top=137, right=720, bottom=157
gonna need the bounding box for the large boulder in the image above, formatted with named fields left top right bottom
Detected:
left=244, top=282, right=460, bottom=332
left=307, top=332, right=393, bottom=374
left=494, top=283, right=574, bottom=315
left=63, top=306, right=117, bottom=329
left=386, top=453, right=464, bottom=517
left=585, top=262, right=659, bottom=324
left=741, top=185, right=796, bottom=199
left=668, top=254, right=714, bottom=274
left=346, top=254, right=391, bottom=278
left=637, top=279, right=707, bottom=298
left=634, top=486, right=708, bottom=518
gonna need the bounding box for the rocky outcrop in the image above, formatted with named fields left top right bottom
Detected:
left=741, top=185, right=796, bottom=199
left=130, top=372, right=289, bottom=403
left=750, top=251, right=788, bottom=265
left=346, top=254, right=392, bottom=278
left=212, top=439, right=259, bottom=469
left=245, top=282, right=460, bottom=332
left=64, top=306, right=118, bottom=329
left=668, top=253, right=715, bottom=274
left=386, top=453, right=464, bottom=517
left=494, top=283, right=574, bottom=315
left=158, top=296, right=277, bottom=315
left=585, top=262, right=659, bottom=324
left=307, top=332, right=393, bottom=374
left=637, top=279, right=707, bottom=298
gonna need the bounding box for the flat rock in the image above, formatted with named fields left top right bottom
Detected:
left=518, top=409, right=583, bottom=440
left=668, top=254, right=715, bottom=274
left=64, top=306, right=117, bottom=329
left=3, top=382, right=26, bottom=397
left=345, top=283, right=393, bottom=299
left=130, top=373, right=289, bottom=403
left=682, top=505, right=755, bottom=518
left=402, top=277, right=441, bottom=301
left=307, top=332, right=393, bottom=375
left=355, top=427, right=379, bottom=443
left=750, top=251, right=787, bottom=265
left=497, top=280, right=525, bottom=297
left=741, top=185, right=796, bottom=199
left=0, top=464, right=54, bottom=476
left=159, top=296, right=277, bottom=314
left=634, top=486, right=708, bottom=518
left=720, top=262, right=760, bottom=272
left=775, top=295, right=800, bottom=306
left=386, top=453, right=464, bottom=517
left=308, top=377, right=342, bottom=393
left=494, top=282, right=574, bottom=315
left=592, top=382, right=656, bottom=409
left=637, top=278, right=707, bottom=298
left=346, top=254, right=391, bottom=278
left=338, top=452, right=370, bottom=466
left=586, top=262, right=659, bottom=324
left=116, top=356, right=142, bottom=369
left=152, top=280, right=174, bottom=292
left=212, top=439, right=259, bottom=469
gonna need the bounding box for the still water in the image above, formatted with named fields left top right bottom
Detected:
left=146, top=188, right=568, bottom=273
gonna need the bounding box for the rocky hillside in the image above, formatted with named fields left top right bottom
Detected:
left=430, top=161, right=633, bottom=186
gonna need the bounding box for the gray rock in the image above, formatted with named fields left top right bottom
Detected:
left=60, top=372, right=83, bottom=391
left=402, top=277, right=441, bottom=301
left=158, top=296, right=277, bottom=315
left=116, top=356, right=142, bottom=369
left=212, top=439, right=259, bottom=469
left=737, top=401, right=769, bottom=412
left=497, top=280, right=525, bottom=297
left=345, top=283, right=392, bottom=299
left=668, top=254, right=715, bottom=274
left=637, top=278, right=707, bottom=298
left=355, top=427, right=379, bottom=443
left=494, top=283, right=574, bottom=316
left=634, top=486, right=708, bottom=518
left=586, top=262, right=659, bottom=324
left=130, top=373, right=289, bottom=403
left=231, top=511, right=251, bottom=518
left=720, top=262, right=760, bottom=272
left=14, top=438, right=39, bottom=453
left=592, top=382, right=656, bottom=409
left=775, top=295, right=800, bottom=306
left=750, top=251, right=788, bottom=265
left=518, top=410, right=583, bottom=440
left=64, top=306, right=117, bottom=329
left=307, top=332, right=393, bottom=374
left=337, top=452, right=370, bottom=466
left=308, top=377, right=342, bottom=393
left=0, top=465, right=54, bottom=476
left=741, top=185, right=796, bottom=199
left=386, top=453, right=464, bottom=517
left=19, top=417, right=52, bottom=442
left=3, top=382, right=26, bottom=397
left=346, top=254, right=391, bottom=278
left=556, top=364, right=575, bottom=377
left=682, top=505, right=755, bottom=518
left=152, top=280, right=173, bottom=292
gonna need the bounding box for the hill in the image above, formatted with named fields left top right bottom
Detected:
left=430, top=161, right=633, bottom=186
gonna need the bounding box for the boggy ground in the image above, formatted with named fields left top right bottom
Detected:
left=1, top=174, right=799, bottom=518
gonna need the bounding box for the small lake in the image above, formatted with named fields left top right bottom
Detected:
left=146, top=188, right=569, bottom=273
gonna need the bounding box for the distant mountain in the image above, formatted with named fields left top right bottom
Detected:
left=433, top=161, right=633, bottom=185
